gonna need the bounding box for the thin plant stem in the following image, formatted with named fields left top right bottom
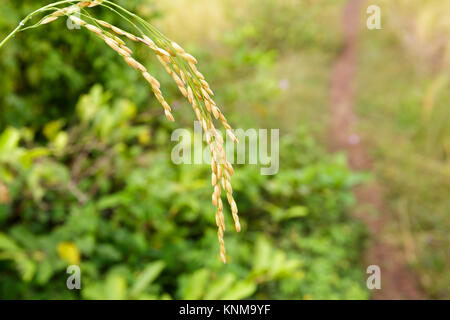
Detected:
left=0, top=0, right=78, bottom=49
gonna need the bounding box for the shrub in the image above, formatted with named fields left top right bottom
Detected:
left=0, top=85, right=368, bottom=299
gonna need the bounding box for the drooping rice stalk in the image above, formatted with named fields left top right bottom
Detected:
left=0, top=0, right=240, bottom=263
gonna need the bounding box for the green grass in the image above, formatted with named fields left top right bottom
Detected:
left=355, top=28, right=450, bottom=299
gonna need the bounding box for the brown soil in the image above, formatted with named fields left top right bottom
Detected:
left=328, top=0, right=425, bottom=299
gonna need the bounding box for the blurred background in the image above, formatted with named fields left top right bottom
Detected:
left=0, top=0, right=448, bottom=299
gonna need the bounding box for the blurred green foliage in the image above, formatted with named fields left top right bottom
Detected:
left=0, top=85, right=368, bottom=299
left=356, top=25, right=450, bottom=299
left=0, top=0, right=163, bottom=129
left=240, top=0, right=345, bottom=52
left=0, top=0, right=370, bottom=300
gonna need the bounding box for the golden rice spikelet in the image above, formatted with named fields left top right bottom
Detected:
left=171, top=41, right=185, bottom=55
left=141, top=35, right=158, bottom=50
left=103, top=37, right=124, bottom=55
left=96, top=19, right=112, bottom=29
left=204, top=99, right=213, bottom=113
left=117, top=47, right=131, bottom=58
left=156, top=48, right=171, bottom=58
left=224, top=171, right=240, bottom=232
left=124, top=56, right=146, bottom=73
left=113, top=36, right=126, bottom=46
left=178, top=69, right=187, bottom=84
left=155, top=56, right=188, bottom=97
left=183, top=53, right=198, bottom=64
left=88, top=0, right=103, bottom=8
left=208, top=119, right=240, bottom=239
left=68, top=15, right=86, bottom=26
left=141, top=72, right=175, bottom=121
left=88, top=0, right=104, bottom=7
left=211, top=106, right=220, bottom=119
left=187, top=87, right=195, bottom=105
left=123, top=31, right=139, bottom=42
left=111, top=26, right=126, bottom=36
left=216, top=213, right=226, bottom=263
left=85, top=24, right=103, bottom=35
left=164, top=110, right=175, bottom=122
left=225, top=160, right=234, bottom=176
left=108, top=25, right=139, bottom=42
left=119, top=44, right=133, bottom=56
left=208, top=141, right=227, bottom=263
left=41, top=16, right=59, bottom=25
left=142, top=72, right=160, bottom=89
left=226, top=129, right=239, bottom=144
left=51, top=9, right=65, bottom=17
left=78, top=1, right=91, bottom=8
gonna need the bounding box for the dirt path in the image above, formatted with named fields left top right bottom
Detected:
left=329, top=0, right=425, bottom=299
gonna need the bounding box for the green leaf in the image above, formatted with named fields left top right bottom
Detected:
left=76, top=85, right=106, bottom=123
left=221, top=281, right=257, bottom=300
left=0, top=127, right=20, bottom=154
left=19, top=147, right=49, bottom=168
left=0, top=232, right=20, bottom=251
left=253, top=237, right=271, bottom=273
left=105, top=274, right=127, bottom=300
left=43, top=119, right=65, bottom=140
left=53, top=132, right=69, bottom=154
left=282, top=206, right=308, bottom=220
left=130, top=261, right=165, bottom=297
left=15, top=256, right=36, bottom=282
left=180, top=269, right=210, bottom=300
left=204, top=273, right=236, bottom=300
left=0, top=233, right=35, bottom=282
left=35, top=259, right=54, bottom=285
